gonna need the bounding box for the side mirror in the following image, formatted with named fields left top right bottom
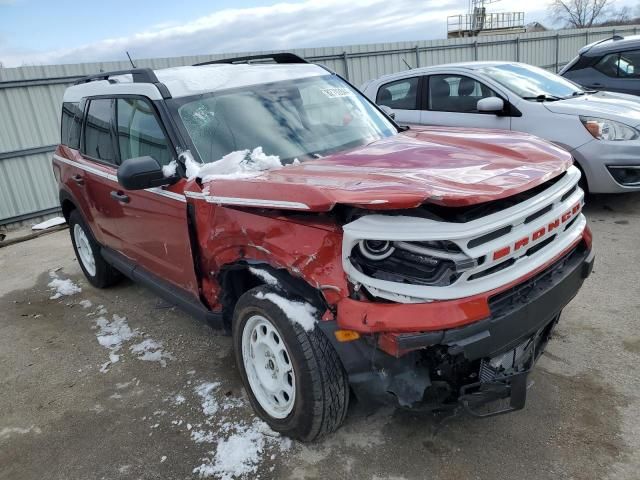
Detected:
left=117, top=156, right=172, bottom=190
left=379, top=105, right=396, bottom=119
left=477, top=96, right=505, bottom=114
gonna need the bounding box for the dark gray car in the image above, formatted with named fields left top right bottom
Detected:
left=560, top=35, right=640, bottom=96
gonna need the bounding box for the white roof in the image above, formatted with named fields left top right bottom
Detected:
left=63, top=63, right=328, bottom=102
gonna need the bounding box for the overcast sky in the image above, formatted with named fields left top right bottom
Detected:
left=0, top=0, right=635, bottom=67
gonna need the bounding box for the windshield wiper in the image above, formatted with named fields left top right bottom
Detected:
left=522, top=94, right=563, bottom=102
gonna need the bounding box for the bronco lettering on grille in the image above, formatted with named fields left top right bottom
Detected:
left=493, top=202, right=581, bottom=261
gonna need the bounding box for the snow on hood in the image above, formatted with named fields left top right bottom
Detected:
left=180, top=147, right=286, bottom=182
left=543, top=91, right=640, bottom=127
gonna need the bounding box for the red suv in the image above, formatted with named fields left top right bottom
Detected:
left=53, top=54, right=594, bottom=441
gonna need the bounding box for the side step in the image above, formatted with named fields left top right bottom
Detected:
left=101, top=247, right=225, bottom=331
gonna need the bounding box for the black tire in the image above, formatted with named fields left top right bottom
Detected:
left=232, top=285, right=349, bottom=441
left=68, top=209, right=122, bottom=288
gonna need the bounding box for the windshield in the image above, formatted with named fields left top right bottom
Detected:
left=172, top=75, right=396, bottom=164
left=479, top=63, right=585, bottom=100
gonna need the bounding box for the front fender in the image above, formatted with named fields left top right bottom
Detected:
left=189, top=197, right=349, bottom=309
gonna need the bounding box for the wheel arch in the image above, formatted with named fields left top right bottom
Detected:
left=218, top=261, right=328, bottom=330
left=571, top=158, right=589, bottom=194
left=59, top=189, right=77, bottom=222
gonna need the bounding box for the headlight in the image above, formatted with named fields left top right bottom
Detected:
left=350, top=240, right=477, bottom=287
left=580, top=116, right=639, bottom=141
left=358, top=240, right=395, bottom=260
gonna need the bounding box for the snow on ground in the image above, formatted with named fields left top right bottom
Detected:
left=32, top=216, right=66, bottom=230
left=94, top=314, right=138, bottom=371
left=255, top=291, right=317, bottom=331
left=130, top=338, right=174, bottom=367
left=0, top=425, right=42, bottom=440
left=48, top=271, right=81, bottom=300
left=193, top=419, right=292, bottom=480
left=195, top=382, right=221, bottom=416
left=181, top=147, right=283, bottom=182
left=78, top=299, right=93, bottom=309
left=82, top=301, right=176, bottom=372
left=191, top=429, right=216, bottom=444
left=187, top=378, right=295, bottom=478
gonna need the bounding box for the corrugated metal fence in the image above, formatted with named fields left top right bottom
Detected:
left=1, top=24, right=638, bottom=227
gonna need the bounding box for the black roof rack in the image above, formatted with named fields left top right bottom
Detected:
left=73, top=67, right=171, bottom=99
left=194, top=53, right=307, bottom=66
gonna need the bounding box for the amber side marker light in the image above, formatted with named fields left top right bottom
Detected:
left=584, top=121, right=601, bottom=138
left=334, top=330, right=361, bottom=342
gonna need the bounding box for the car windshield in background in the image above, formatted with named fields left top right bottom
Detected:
left=479, top=64, right=586, bottom=101
left=173, top=75, right=396, bottom=164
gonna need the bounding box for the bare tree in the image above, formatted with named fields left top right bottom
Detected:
left=549, top=0, right=613, bottom=28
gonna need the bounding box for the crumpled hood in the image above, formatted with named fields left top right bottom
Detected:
left=543, top=91, right=640, bottom=127
left=200, top=126, right=572, bottom=211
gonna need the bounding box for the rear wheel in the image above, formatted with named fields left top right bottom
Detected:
left=68, top=209, right=122, bottom=288
left=232, top=285, right=349, bottom=441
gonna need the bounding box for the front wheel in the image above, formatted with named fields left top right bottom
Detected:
left=232, top=286, right=349, bottom=441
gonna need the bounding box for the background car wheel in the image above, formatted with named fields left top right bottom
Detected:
left=233, top=285, right=349, bottom=441
left=68, top=209, right=122, bottom=288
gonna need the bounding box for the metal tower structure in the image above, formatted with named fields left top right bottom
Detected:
left=448, top=0, right=525, bottom=38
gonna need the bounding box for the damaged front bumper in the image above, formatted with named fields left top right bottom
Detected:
left=322, top=239, right=594, bottom=416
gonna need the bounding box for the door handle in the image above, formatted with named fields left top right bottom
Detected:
left=110, top=191, right=130, bottom=203
left=72, top=174, right=84, bottom=186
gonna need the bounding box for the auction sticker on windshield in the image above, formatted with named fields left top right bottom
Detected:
left=321, top=87, right=353, bottom=98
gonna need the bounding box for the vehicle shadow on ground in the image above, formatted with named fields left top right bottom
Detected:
left=584, top=192, right=639, bottom=217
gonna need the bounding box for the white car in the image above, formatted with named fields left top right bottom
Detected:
left=361, top=61, right=640, bottom=193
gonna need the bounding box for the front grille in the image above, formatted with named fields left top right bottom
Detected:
left=468, top=225, right=512, bottom=248
left=468, top=258, right=515, bottom=281
left=524, top=204, right=552, bottom=224
left=342, top=166, right=585, bottom=302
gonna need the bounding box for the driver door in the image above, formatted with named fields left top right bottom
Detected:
left=420, top=74, right=511, bottom=130
left=108, top=96, right=199, bottom=296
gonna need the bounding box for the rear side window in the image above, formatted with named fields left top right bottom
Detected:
left=60, top=102, right=82, bottom=149
left=595, top=51, right=640, bottom=78
left=116, top=98, right=171, bottom=166
left=376, top=77, right=419, bottom=110
left=83, top=99, right=116, bottom=164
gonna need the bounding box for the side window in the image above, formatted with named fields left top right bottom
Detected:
left=595, top=51, right=640, bottom=78
left=61, top=102, right=82, bottom=149
left=376, top=77, right=419, bottom=110
left=428, top=75, right=497, bottom=113
left=616, top=50, right=640, bottom=77
left=595, top=53, right=621, bottom=77
left=116, top=98, right=171, bottom=166
left=83, top=99, right=116, bottom=164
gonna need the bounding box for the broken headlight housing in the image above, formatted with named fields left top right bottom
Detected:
left=350, top=240, right=478, bottom=287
